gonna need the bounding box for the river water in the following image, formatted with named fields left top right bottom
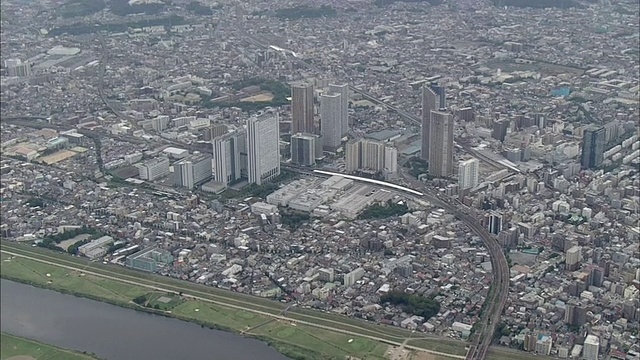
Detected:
left=0, top=280, right=289, bottom=360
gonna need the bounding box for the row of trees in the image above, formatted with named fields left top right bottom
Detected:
left=358, top=200, right=408, bottom=220
left=204, top=79, right=291, bottom=113
left=380, top=290, right=441, bottom=320
left=48, top=15, right=186, bottom=37
left=37, top=226, right=100, bottom=252
left=57, top=0, right=106, bottom=19
left=275, top=5, right=336, bottom=19
left=185, top=1, right=213, bottom=15
left=279, top=208, right=311, bottom=230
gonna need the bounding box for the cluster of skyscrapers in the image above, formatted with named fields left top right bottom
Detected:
left=210, top=111, right=281, bottom=187
left=290, top=82, right=350, bottom=157
left=421, top=83, right=454, bottom=178
left=345, top=139, right=398, bottom=175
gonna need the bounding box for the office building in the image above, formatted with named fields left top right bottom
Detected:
left=125, top=247, right=174, bottom=273
left=492, top=119, right=509, bottom=142
left=291, top=82, right=315, bottom=134
left=173, top=153, right=212, bottom=189
left=213, top=130, right=245, bottom=186
left=458, top=158, right=479, bottom=190
left=346, top=139, right=397, bottom=174
left=247, top=113, right=280, bottom=185
left=344, top=267, right=365, bottom=287
left=329, top=83, right=349, bottom=135
left=5, top=59, right=31, bottom=77
left=204, top=123, right=229, bottom=141
left=421, top=83, right=446, bottom=160
left=384, top=146, right=398, bottom=174
left=535, top=335, right=552, bottom=356
left=428, top=111, right=454, bottom=177
left=488, top=212, right=503, bottom=235
left=583, top=335, right=599, bottom=360
left=581, top=126, right=606, bottom=169
left=320, top=92, right=342, bottom=150
left=566, top=246, right=582, bottom=271
left=291, top=133, right=318, bottom=166
left=137, top=157, right=170, bottom=181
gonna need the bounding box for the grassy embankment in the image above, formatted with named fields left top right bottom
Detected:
left=0, top=245, right=467, bottom=360
left=0, top=332, right=98, bottom=360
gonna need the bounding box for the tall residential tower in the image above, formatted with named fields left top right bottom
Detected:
left=428, top=111, right=454, bottom=178
left=247, top=113, right=281, bottom=185
left=421, top=83, right=446, bottom=160
left=291, top=82, right=315, bottom=135
left=320, top=92, right=342, bottom=151
left=581, top=126, right=606, bottom=169
left=329, top=83, right=349, bottom=135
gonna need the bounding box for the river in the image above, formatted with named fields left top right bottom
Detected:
left=0, top=280, right=290, bottom=360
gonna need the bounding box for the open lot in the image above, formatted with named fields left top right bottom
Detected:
left=38, top=150, right=77, bottom=165
left=0, top=333, right=96, bottom=360
left=240, top=92, right=275, bottom=102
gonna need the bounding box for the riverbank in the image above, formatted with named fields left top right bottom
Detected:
left=0, top=333, right=99, bottom=360
left=0, top=249, right=401, bottom=360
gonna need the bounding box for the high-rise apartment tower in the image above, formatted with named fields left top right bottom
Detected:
left=581, top=126, right=606, bottom=169
left=247, top=113, right=281, bottom=185
left=320, top=92, right=342, bottom=151
left=428, top=111, right=454, bottom=177
left=328, top=84, right=349, bottom=136
left=291, top=82, right=315, bottom=135
left=421, top=83, right=446, bottom=160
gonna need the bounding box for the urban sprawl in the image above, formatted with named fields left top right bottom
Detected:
left=0, top=0, right=639, bottom=359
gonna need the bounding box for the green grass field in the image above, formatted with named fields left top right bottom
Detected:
left=0, top=333, right=97, bottom=360
left=0, top=252, right=389, bottom=360
left=407, top=339, right=468, bottom=357
left=3, top=243, right=553, bottom=360
left=0, top=243, right=416, bottom=341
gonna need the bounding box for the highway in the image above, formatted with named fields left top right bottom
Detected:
left=0, top=243, right=465, bottom=360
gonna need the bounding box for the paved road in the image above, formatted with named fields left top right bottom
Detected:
left=0, top=245, right=465, bottom=360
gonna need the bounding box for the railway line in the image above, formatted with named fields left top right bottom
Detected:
left=283, top=167, right=510, bottom=360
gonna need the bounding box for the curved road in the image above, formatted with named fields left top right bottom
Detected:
left=398, top=173, right=509, bottom=360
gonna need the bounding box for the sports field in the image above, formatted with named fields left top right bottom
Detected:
left=0, top=333, right=97, bottom=360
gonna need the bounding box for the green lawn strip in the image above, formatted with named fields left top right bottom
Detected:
left=1, top=256, right=146, bottom=303
left=256, top=322, right=352, bottom=359
left=1, top=243, right=412, bottom=341
left=407, top=338, right=468, bottom=356
left=0, top=332, right=98, bottom=360
left=0, top=253, right=386, bottom=360
left=487, top=348, right=557, bottom=360
left=1, top=243, right=470, bottom=357
left=172, top=301, right=267, bottom=331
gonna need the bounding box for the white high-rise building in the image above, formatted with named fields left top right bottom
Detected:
left=329, top=84, right=349, bottom=136
left=384, top=146, right=398, bottom=173
left=137, top=157, right=170, bottom=181
left=173, top=153, right=212, bottom=189
left=346, top=138, right=397, bottom=175
left=213, top=130, right=244, bottom=186
left=320, top=92, right=342, bottom=150
left=247, top=113, right=280, bottom=185
left=458, top=158, right=479, bottom=190
left=583, top=335, right=599, bottom=360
